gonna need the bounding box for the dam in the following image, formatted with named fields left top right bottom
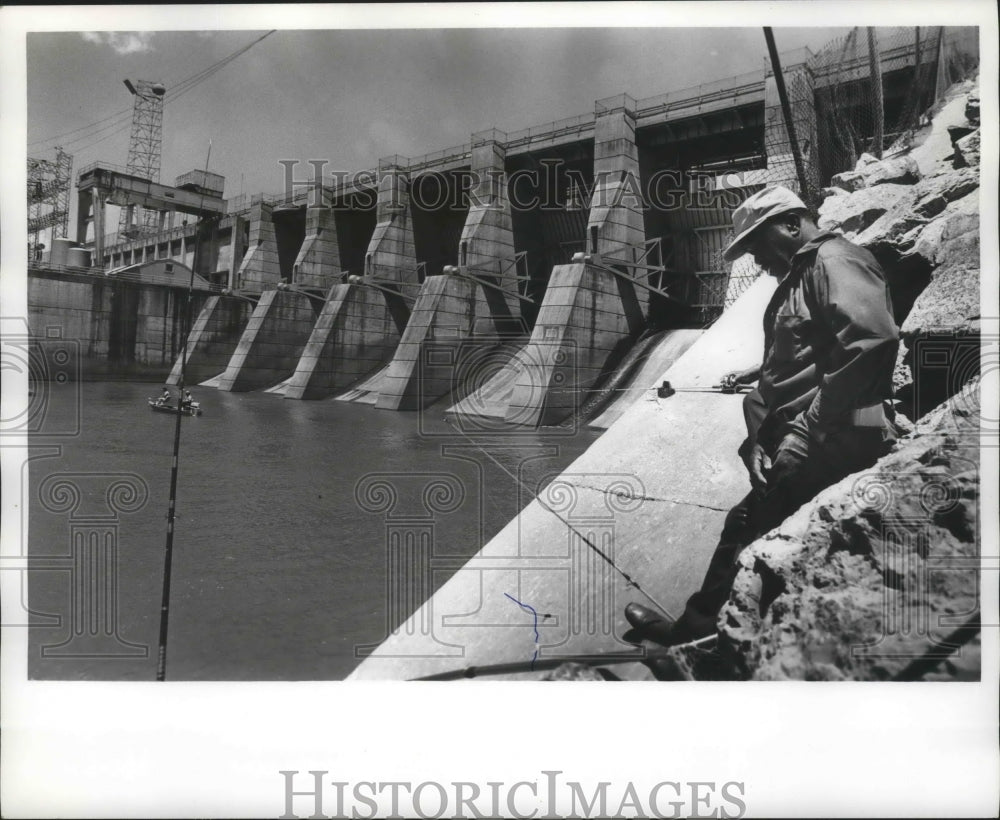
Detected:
left=22, top=25, right=982, bottom=681
left=29, top=26, right=976, bottom=426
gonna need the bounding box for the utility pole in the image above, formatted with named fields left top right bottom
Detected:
left=763, top=28, right=813, bottom=208
left=867, top=28, right=885, bottom=158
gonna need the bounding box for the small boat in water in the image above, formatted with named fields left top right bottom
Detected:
left=148, top=398, right=202, bottom=417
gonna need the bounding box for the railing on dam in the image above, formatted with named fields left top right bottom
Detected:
left=120, top=26, right=976, bottom=215
left=29, top=261, right=227, bottom=293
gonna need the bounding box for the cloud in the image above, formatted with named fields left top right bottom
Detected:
left=79, top=32, right=155, bottom=55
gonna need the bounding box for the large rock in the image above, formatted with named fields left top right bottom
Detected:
left=830, top=152, right=921, bottom=192
left=911, top=165, right=980, bottom=220
left=899, top=190, right=980, bottom=336
left=854, top=166, right=979, bottom=258
left=965, top=94, right=980, bottom=125
left=900, top=264, right=980, bottom=335
left=907, top=77, right=980, bottom=176
left=718, top=381, right=981, bottom=681
left=817, top=183, right=913, bottom=235
left=909, top=190, right=979, bottom=269
left=953, top=128, right=981, bottom=169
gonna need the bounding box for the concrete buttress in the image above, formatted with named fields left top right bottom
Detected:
left=365, top=164, right=418, bottom=285
left=284, top=282, right=403, bottom=400
left=166, top=294, right=255, bottom=386
left=234, top=201, right=281, bottom=292
left=214, top=289, right=319, bottom=391
left=292, top=206, right=342, bottom=290
left=374, top=273, right=481, bottom=411
left=459, top=131, right=520, bottom=325
left=587, top=94, right=648, bottom=316
left=504, top=260, right=635, bottom=426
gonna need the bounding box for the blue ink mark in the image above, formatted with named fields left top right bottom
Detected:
left=505, top=592, right=540, bottom=671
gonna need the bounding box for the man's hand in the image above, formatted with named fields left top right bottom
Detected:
left=721, top=365, right=761, bottom=390
left=742, top=442, right=771, bottom=493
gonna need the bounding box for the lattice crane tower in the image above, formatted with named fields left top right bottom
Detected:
left=118, top=78, right=166, bottom=236
left=27, top=147, right=73, bottom=258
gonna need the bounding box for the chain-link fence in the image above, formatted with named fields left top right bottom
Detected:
left=811, top=26, right=978, bottom=183
left=706, top=25, right=980, bottom=321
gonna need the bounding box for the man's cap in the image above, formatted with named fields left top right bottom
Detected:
left=722, top=185, right=808, bottom=261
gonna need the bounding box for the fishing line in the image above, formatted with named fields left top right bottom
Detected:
left=442, top=415, right=669, bottom=615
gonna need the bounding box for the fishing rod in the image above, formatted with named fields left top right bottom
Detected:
left=410, top=635, right=717, bottom=681
left=545, top=380, right=753, bottom=397
left=156, top=140, right=213, bottom=682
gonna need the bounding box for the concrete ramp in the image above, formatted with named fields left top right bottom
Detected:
left=197, top=373, right=226, bottom=389
left=348, top=274, right=777, bottom=680
left=587, top=327, right=703, bottom=429
left=263, top=376, right=294, bottom=395
left=443, top=340, right=529, bottom=422
left=334, top=364, right=392, bottom=405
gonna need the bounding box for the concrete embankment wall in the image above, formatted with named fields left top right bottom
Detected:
left=28, top=269, right=210, bottom=380
left=348, top=274, right=776, bottom=680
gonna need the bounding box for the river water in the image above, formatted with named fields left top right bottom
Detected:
left=25, top=381, right=601, bottom=680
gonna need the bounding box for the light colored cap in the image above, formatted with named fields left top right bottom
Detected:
left=722, top=185, right=808, bottom=261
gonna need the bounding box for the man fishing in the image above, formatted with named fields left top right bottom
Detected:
left=624, top=185, right=901, bottom=654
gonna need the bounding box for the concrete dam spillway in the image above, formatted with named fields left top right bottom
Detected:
left=32, top=28, right=977, bottom=423
left=23, top=27, right=983, bottom=680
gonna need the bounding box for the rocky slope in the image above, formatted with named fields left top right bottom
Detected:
left=712, top=73, right=985, bottom=681
left=817, top=74, right=982, bottom=417
left=717, top=380, right=981, bottom=680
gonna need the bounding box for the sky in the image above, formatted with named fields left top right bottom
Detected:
left=26, top=23, right=856, bottom=206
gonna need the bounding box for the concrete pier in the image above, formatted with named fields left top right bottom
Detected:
left=460, top=130, right=520, bottom=323
left=234, top=201, right=281, bottom=292
left=166, top=294, right=255, bottom=386
left=374, top=273, right=482, bottom=411
left=292, top=206, right=341, bottom=290
left=587, top=94, right=648, bottom=313
left=214, top=289, right=319, bottom=392
left=374, top=132, right=528, bottom=411
left=284, top=282, right=404, bottom=400
left=365, top=162, right=418, bottom=284
left=505, top=259, right=636, bottom=426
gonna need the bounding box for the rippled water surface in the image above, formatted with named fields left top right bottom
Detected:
left=26, top=381, right=601, bottom=680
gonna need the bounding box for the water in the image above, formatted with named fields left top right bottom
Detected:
left=25, top=381, right=601, bottom=680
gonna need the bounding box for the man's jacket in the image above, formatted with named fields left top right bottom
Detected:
left=754, top=231, right=900, bottom=452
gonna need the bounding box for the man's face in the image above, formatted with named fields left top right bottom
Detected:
left=745, top=217, right=800, bottom=278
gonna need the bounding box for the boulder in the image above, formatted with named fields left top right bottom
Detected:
left=953, top=128, right=981, bottom=169
left=817, top=183, right=913, bottom=234
left=907, top=78, right=979, bottom=176
left=830, top=153, right=921, bottom=192
left=818, top=186, right=847, bottom=204
left=900, top=263, right=980, bottom=336
left=855, top=167, right=979, bottom=258
left=912, top=166, right=980, bottom=219
left=909, top=191, right=979, bottom=268
left=965, top=94, right=980, bottom=125
left=719, top=381, right=982, bottom=681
